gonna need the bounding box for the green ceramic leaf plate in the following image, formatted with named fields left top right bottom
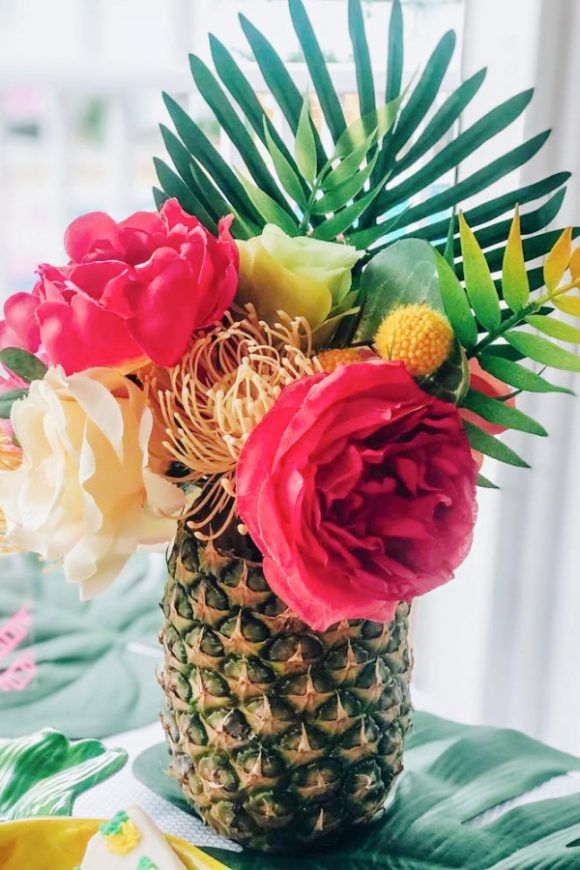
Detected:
left=134, top=712, right=580, bottom=869
left=0, top=729, right=127, bottom=821
left=0, top=552, right=164, bottom=738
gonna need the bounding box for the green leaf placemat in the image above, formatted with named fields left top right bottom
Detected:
left=0, top=552, right=164, bottom=738
left=0, top=729, right=127, bottom=820
left=133, top=712, right=580, bottom=869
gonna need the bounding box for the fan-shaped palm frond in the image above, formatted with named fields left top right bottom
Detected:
left=156, top=0, right=570, bottom=274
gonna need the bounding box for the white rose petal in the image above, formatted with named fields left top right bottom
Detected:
left=0, top=367, right=186, bottom=598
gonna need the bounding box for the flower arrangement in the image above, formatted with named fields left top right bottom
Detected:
left=2, top=0, right=579, bottom=853
left=2, top=199, right=578, bottom=614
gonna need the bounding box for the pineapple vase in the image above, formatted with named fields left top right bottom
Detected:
left=160, top=524, right=413, bottom=853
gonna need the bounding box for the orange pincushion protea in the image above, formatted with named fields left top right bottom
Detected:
left=316, top=347, right=368, bottom=372
left=150, top=307, right=320, bottom=540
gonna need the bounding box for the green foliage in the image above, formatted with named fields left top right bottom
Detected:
left=0, top=731, right=126, bottom=821
left=354, top=239, right=445, bottom=345
left=134, top=712, right=580, bottom=869
left=462, top=421, right=530, bottom=469
left=479, top=354, right=574, bottom=395
left=459, top=212, right=501, bottom=331
left=0, top=553, right=163, bottom=738
left=502, top=207, right=530, bottom=312
left=504, top=330, right=580, bottom=372
left=157, top=0, right=569, bottom=278
left=434, top=214, right=580, bottom=475
left=294, top=100, right=318, bottom=183
left=463, top=389, right=547, bottom=436
left=436, top=251, right=478, bottom=347
left=153, top=0, right=580, bottom=482
left=0, top=388, right=28, bottom=419
left=418, top=340, right=470, bottom=405
left=0, top=348, right=47, bottom=384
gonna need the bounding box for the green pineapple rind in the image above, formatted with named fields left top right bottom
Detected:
left=160, top=526, right=413, bottom=852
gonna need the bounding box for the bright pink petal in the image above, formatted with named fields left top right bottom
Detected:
left=237, top=360, right=477, bottom=631
left=0, top=293, right=41, bottom=352
left=123, top=249, right=201, bottom=366
left=64, top=212, right=123, bottom=262
left=36, top=296, right=142, bottom=374
left=67, top=261, right=129, bottom=303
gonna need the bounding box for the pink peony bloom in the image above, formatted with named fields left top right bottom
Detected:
left=0, top=199, right=238, bottom=373
left=237, top=360, right=478, bottom=630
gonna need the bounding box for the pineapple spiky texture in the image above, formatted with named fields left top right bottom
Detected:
left=160, top=525, right=413, bottom=852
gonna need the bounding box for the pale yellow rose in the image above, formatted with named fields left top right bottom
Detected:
left=0, top=367, right=186, bottom=599
left=236, top=224, right=363, bottom=329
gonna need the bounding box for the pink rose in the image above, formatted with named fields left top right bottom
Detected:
left=237, top=360, right=477, bottom=630
left=0, top=199, right=238, bottom=373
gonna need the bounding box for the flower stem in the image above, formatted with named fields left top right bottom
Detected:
left=298, top=160, right=332, bottom=233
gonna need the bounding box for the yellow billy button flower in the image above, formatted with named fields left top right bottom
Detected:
left=373, top=303, right=453, bottom=377
left=316, top=347, right=367, bottom=373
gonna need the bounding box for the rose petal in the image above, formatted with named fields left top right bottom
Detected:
left=64, top=211, right=123, bottom=262
left=36, top=296, right=143, bottom=374
left=0, top=292, right=41, bottom=352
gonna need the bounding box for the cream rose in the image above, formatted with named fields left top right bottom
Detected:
left=236, top=224, right=363, bottom=329
left=0, top=367, right=186, bottom=598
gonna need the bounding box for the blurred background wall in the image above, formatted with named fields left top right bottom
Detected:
left=1, top=0, right=578, bottom=753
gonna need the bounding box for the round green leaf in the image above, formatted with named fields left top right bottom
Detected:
left=354, top=239, right=444, bottom=343
left=0, top=348, right=48, bottom=384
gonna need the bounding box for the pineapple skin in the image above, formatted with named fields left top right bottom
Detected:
left=160, top=525, right=413, bottom=853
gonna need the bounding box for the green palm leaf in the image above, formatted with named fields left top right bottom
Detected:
left=188, top=54, right=293, bottom=214
left=348, top=0, right=375, bottom=118
left=154, top=158, right=218, bottom=233
left=136, top=713, right=580, bottom=869
left=289, top=0, right=347, bottom=143
left=162, top=92, right=262, bottom=224
left=394, top=173, right=570, bottom=247
left=356, top=132, right=554, bottom=253
left=386, top=0, right=403, bottom=103
left=158, top=0, right=569, bottom=287
left=239, top=13, right=327, bottom=169
left=396, top=68, right=486, bottom=174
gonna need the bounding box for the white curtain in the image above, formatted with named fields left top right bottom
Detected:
left=414, top=0, right=580, bottom=755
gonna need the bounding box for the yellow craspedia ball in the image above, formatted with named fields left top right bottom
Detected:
left=373, top=303, right=453, bottom=377
left=317, top=347, right=366, bottom=373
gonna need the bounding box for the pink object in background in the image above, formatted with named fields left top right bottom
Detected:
left=0, top=605, right=36, bottom=692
